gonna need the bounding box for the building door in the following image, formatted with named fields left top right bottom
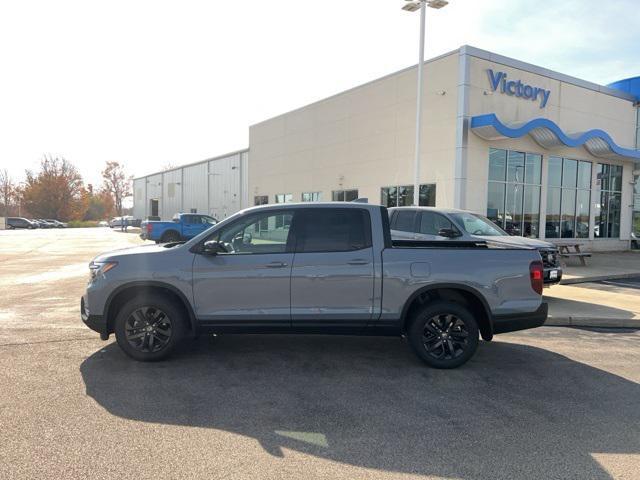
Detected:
left=150, top=199, right=159, bottom=217
left=290, top=208, right=374, bottom=330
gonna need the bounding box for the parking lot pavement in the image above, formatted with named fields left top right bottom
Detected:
left=1, top=229, right=639, bottom=480
left=0, top=227, right=146, bottom=345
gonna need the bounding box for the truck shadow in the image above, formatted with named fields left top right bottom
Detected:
left=80, top=334, right=640, bottom=479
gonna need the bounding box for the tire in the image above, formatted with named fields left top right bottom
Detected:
left=407, top=301, right=479, bottom=369
left=114, top=293, right=187, bottom=361
left=161, top=230, right=181, bottom=243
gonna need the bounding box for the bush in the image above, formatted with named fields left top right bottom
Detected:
left=67, top=220, right=100, bottom=228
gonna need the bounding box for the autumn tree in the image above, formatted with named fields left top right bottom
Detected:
left=83, top=184, right=116, bottom=220
left=22, top=156, right=88, bottom=221
left=0, top=169, right=14, bottom=216
left=102, top=161, right=132, bottom=216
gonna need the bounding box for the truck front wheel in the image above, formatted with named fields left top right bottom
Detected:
left=114, top=294, right=186, bottom=361
left=407, top=301, right=479, bottom=369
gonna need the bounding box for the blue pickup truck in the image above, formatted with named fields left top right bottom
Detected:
left=141, top=213, right=218, bottom=243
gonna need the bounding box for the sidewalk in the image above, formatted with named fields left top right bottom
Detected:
left=545, top=282, right=640, bottom=328
left=543, top=251, right=640, bottom=329
left=560, top=251, right=640, bottom=284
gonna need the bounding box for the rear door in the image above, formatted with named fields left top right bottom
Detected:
left=290, top=208, right=374, bottom=330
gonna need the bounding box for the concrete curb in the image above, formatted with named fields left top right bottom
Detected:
left=546, top=317, right=640, bottom=328
left=560, top=272, right=640, bottom=285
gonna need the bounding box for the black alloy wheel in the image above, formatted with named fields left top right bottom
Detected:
left=407, top=301, right=479, bottom=369
left=124, top=306, right=173, bottom=353
left=114, top=294, right=186, bottom=361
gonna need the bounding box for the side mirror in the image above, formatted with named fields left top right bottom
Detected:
left=438, top=228, right=461, bottom=238
left=202, top=240, right=228, bottom=255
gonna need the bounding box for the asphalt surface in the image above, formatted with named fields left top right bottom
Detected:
left=1, top=228, right=639, bottom=480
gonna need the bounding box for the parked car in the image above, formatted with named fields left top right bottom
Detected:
left=29, top=219, right=45, bottom=228
left=98, top=221, right=109, bottom=227
left=140, top=213, right=218, bottom=243
left=44, top=219, right=68, bottom=228
left=7, top=217, right=37, bottom=229
left=109, top=216, right=133, bottom=228
left=82, top=203, right=547, bottom=368
left=37, top=219, right=58, bottom=228
left=389, top=207, right=562, bottom=285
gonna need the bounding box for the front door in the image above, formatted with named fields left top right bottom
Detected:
left=192, top=209, right=297, bottom=329
left=290, top=208, right=375, bottom=330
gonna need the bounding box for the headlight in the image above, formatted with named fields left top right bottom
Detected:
left=89, top=261, right=118, bottom=281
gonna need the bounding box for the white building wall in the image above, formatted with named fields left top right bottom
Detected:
left=208, top=153, right=241, bottom=220
left=133, top=178, right=146, bottom=219
left=162, top=169, right=183, bottom=219
left=249, top=51, right=461, bottom=206
left=182, top=163, right=209, bottom=216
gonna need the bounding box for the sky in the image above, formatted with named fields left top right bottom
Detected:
left=0, top=0, right=638, bottom=187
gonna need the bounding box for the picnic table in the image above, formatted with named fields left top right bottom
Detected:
left=556, top=243, right=591, bottom=266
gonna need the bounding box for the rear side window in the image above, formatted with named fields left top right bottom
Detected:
left=420, top=212, right=455, bottom=235
left=297, top=208, right=372, bottom=253
left=394, top=211, right=416, bottom=232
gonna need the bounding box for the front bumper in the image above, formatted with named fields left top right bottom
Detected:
left=81, top=296, right=109, bottom=340
left=492, top=303, right=548, bottom=335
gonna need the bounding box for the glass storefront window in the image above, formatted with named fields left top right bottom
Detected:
left=548, top=157, right=563, bottom=187
left=487, top=149, right=541, bottom=238
left=332, top=189, right=359, bottom=202
left=381, top=184, right=436, bottom=207
left=489, top=148, right=507, bottom=181
left=595, top=163, right=623, bottom=238
left=487, top=182, right=505, bottom=227
left=545, top=157, right=592, bottom=239
left=301, top=192, right=321, bottom=202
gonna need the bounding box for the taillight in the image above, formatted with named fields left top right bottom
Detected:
left=530, top=261, right=544, bottom=295
left=146, top=223, right=153, bottom=233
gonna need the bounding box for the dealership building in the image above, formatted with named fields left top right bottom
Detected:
left=134, top=45, right=640, bottom=250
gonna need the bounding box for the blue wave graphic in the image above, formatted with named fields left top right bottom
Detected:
left=470, top=113, right=640, bottom=160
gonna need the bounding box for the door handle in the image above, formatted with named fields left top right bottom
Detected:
left=347, top=259, right=369, bottom=266
left=265, top=261, right=288, bottom=268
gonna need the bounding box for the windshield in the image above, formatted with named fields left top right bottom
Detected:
left=449, top=212, right=507, bottom=237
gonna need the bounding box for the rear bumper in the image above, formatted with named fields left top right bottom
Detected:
left=543, top=267, right=562, bottom=285
left=492, top=303, right=548, bottom=335
left=81, top=296, right=109, bottom=340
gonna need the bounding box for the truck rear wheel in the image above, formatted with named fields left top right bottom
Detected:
left=161, top=230, right=181, bottom=243
left=114, top=294, right=186, bottom=361
left=407, top=301, right=479, bottom=369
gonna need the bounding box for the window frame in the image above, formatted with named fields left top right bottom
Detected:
left=487, top=148, right=542, bottom=238
left=199, top=208, right=298, bottom=255
left=595, top=163, right=624, bottom=239
left=380, top=184, right=436, bottom=208
left=294, top=207, right=373, bottom=254
left=331, top=189, right=359, bottom=202
left=418, top=211, right=458, bottom=236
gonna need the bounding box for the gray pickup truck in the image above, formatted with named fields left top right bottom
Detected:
left=81, top=203, right=547, bottom=368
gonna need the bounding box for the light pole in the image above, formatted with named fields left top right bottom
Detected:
left=402, top=0, right=449, bottom=206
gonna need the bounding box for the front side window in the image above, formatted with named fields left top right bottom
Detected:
left=419, top=212, right=455, bottom=235
left=296, top=208, right=371, bottom=253
left=487, top=148, right=541, bottom=238
left=450, top=212, right=507, bottom=237
left=211, top=210, right=294, bottom=254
